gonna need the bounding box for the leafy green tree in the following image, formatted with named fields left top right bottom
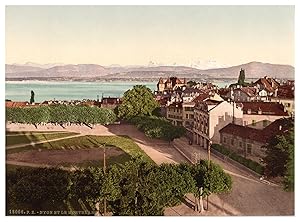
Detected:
left=130, top=116, right=186, bottom=142
left=6, top=105, right=116, bottom=125
left=117, top=85, right=159, bottom=120
left=263, top=133, right=292, bottom=177
left=7, top=168, right=70, bottom=210
left=190, top=160, right=232, bottom=211
left=284, top=130, right=294, bottom=191
left=263, top=126, right=294, bottom=191
left=30, top=90, right=35, bottom=104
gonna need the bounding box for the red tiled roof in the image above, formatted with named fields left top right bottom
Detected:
left=276, top=84, right=294, bottom=99
left=192, top=93, right=210, bottom=102
left=5, top=101, right=29, bottom=108
left=254, top=77, right=279, bottom=93
left=218, top=88, right=230, bottom=96
left=239, top=87, right=257, bottom=97
left=219, top=123, right=267, bottom=143
left=220, top=118, right=293, bottom=144
left=241, top=102, right=288, bottom=116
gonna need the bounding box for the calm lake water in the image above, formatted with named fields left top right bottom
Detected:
left=5, top=80, right=233, bottom=102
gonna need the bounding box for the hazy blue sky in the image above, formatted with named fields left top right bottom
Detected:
left=6, top=5, right=294, bottom=66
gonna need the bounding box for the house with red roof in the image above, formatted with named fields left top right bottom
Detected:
left=270, top=82, right=294, bottom=116
left=240, top=102, right=289, bottom=129
left=219, top=118, right=293, bottom=162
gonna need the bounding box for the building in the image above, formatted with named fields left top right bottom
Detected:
left=225, top=87, right=258, bottom=102
left=101, top=97, right=121, bottom=109
left=166, top=102, right=183, bottom=126
left=156, top=77, right=187, bottom=92
left=241, top=102, right=289, bottom=129
left=219, top=118, right=293, bottom=162
left=254, top=76, right=280, bottom=97
left=193, top=99, right=243, bottom=146
left=270, top=83, right=294, bottom=116
left=5, top=101, right=29, bottom=108
left=219, top=124, right=265, bottom=161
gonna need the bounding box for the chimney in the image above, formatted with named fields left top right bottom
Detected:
left=274, top=88, right=278, bottom=97
left=279, top=125, right=282, bottom=131
left=258, top=108, right=262, bottom=115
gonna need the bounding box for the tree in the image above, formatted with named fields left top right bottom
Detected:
left=190, top=160, right=232, bottom=212
left=263, top=125, right=294, bottom=191
left=6, top=105, right=116, bottom=125
left=7, top=168, right=70, bottom=211
left=117, top=85, right=159, bottom=120
left=284, top=130, right=294, bottom=191
left=187, top=80, right=197, bottom=87
left=237, top=69, right=245, bottom=85
left=30, top=90, right=35, bottom=104
left=263, top=134, right=292, bottom=177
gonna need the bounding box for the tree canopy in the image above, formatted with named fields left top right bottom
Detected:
left=7, top=158, right=232, bottom=215
left=6, top=105, right=116, bottom=125
left=116, top=85, right=159, bottom=120
left=263, top=124, right=294, bottom=191
left=130, top=116, right=186, bottom=142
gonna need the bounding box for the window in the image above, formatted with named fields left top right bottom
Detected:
left=239, top=142, right=242, bottom=148
left=252, top=120, right=256, bottom=126
left=186, top=114, right=189, bottom=119
left=247, top=144, right=252, bottom=154
left=286, top=103, right=291, bottom=107
left=190, top=114, right=194, bottom=119
left=263, top=120, right=268, bottom=127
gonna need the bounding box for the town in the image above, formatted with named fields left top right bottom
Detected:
left=5, top=67, right=295, bottom=216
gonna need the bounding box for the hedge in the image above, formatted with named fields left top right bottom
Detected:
left=211, top=144, right=265, bottom=175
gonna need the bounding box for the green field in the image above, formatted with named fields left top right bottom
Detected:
left=6, top=132, right=79, bottom=147
left=6, top=133, right=153, bottom=164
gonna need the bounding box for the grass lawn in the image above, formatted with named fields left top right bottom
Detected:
left=7, top=134, right=153, bottom=164
left=6, top=132, right=79, bottom=147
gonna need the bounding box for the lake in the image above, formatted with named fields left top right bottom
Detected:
left=5, top=80, right=233, bottom=102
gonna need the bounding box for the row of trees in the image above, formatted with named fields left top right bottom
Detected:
left=130, top=116, right=186, bottom=142
left=6, top=105, right=117, bottom=125
left=7, top=158, right=232, bottom=215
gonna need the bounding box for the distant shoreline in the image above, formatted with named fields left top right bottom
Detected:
left=5, top=77, right=258, bottom=83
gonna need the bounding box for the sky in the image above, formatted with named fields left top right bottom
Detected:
left=5, top=5, right=294, bottom=67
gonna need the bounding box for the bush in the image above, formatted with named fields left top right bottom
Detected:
left=130, top=116, right=186, bottom=142
left=255, top=165, right=265, bottom=175
left=212, top=144, right=264, bottom=175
